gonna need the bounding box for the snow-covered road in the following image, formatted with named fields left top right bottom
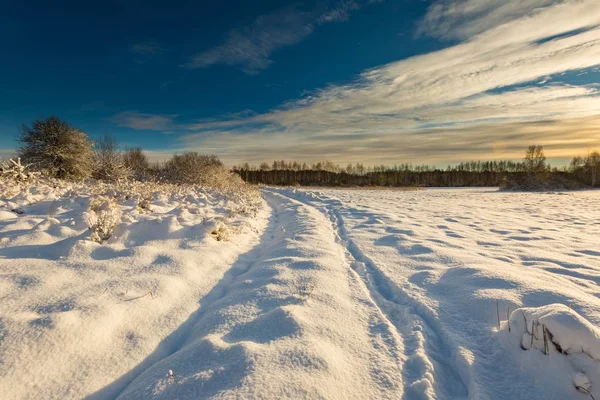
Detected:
left=2, top=186, right=600, bottom=399
left=115, top=189, right=409, bottom=399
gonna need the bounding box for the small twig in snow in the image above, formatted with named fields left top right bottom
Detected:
left=496, top=300, right=500, bottom=328
left=542, top=324, right=549, bottom=355
left=122, top=291, right=155, bottom=302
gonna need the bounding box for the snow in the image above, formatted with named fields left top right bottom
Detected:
left=506, top=303, right=600, bottom=398
left=273, top=187, right=600, bottom=399
left=2, top=184, right=600, bottom=399
left=510, top=304, right=600, bottom=359
left=574, top=371, right=592, bottom=393
left=0, top=179, right=264, bottom=399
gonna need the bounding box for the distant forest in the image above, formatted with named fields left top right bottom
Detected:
left=233, top=147, right=600, bottom=188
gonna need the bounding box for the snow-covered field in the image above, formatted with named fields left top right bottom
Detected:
left=278, top=187, right=600, bottom=400
left=1, top=184, right=599, bottom=399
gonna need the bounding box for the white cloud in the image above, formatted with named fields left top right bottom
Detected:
left=184, top=1, right=378, bottom=74
left=318, top=1, right=360, bottom=23
left=180, top=114, right=600, bottom=166
left=177, top=0, right=600, bottom=165
left=130, top=41, right=167, bottom=63
left=416, top=0, right=560, bottom=40
left=111, top=111, right=177, bottom=131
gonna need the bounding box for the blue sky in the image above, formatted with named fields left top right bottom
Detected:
left=1, top=0, right=600, bottom=166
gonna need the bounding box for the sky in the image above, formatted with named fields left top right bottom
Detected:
left=1, top=0, right=600, bottom=167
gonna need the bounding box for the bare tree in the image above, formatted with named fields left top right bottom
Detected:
left=93, top=135, right=129, bottom=182
left=18, top=116, right=94, bottom=179
left=570, top=156, right=584, bottom=172
left=585, top=151, right=600, bottom=187
left=123, top=147, right=149, bottom=179
left=524, top=145, right=547, bottom=174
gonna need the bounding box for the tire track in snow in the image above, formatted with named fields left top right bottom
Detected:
left=276, top=189, right=469, bottom=400
left=110, top=190, right=411, bottom=399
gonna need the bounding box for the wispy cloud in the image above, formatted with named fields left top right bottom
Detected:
left=416, top=0, right=558, bottom=40
left=184, top=1, right=377, bottom=74
left=130, top=41, right=167, bottom=63
left=111, top=111, right=177, bottom=131
left=179, top=115, right=600, bottom=166
left=318, top=0, right=360, bottom=23
left=114, top=1, right=600, bottom=165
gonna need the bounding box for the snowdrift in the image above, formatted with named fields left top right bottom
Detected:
left=506, top=304, right=600, bottom=398
left=0, top=177, right=265, bottom=399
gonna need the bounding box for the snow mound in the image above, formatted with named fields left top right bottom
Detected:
left=0, top=177, right=266, bottom=399
left=509, top=304, right=600, bottom=360
left=507, top=304, right=600, bottom=399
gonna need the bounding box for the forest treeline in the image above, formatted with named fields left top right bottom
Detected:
left=5, top=116, right=599, bottom=190
left=233, top=147, right=600, bottom=188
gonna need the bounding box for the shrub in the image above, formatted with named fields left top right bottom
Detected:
left=18, top=116, right=94, bottom=179
left=93, top=135, right=130, bottom=182
left=0, top=158, right=39, bottom=183
left=86, top=197, right=122, bottom=242
left=123, top=147, right=150, bottom=180
left=164, top=152, right=223, bottom=185
left=163, top=152, right=262, bottom=209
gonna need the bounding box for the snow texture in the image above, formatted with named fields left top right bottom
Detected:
left=1, top=185, right=600, bottom=399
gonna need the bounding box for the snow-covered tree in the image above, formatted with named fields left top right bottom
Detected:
left=123, top=147, right=150, bottom=179
left=93, top=135, right=130, bottom=182
left=18, top=116, right=94, bottom=179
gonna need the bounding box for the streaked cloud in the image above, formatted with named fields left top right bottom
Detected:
left=416, top=0, right=560, bottom=40
left=184, top=1, right=378, bottom=74
left=178, top=115, right=600, bottom=166
left=130, top=41, right=167, bottom=63
left=111, top=111, right=177, bottom=131
left=112, top=0, right=600, bottom=166
left=177, top=0, right=600, bottom=164
left=318, top=0, right=360, bottom=23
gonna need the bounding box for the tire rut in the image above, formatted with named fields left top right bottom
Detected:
left=275, top=189, right=469, bottom=400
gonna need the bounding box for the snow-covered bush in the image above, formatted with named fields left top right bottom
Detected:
left=18, top=116, right=94, bottom=179
left=123, top=147, right=150, bottom=180
left=93, top=135, right=130, bottom=182
left=86, top=197, right=122, bottom=242
left=0, top=158, right=39, bottom=183
left=510, top=304, right=600, bottom=359
left=208, top=220, right=230, bottom=241
left=507, top=304, right=600, bottom=398
left=163, top=152, right=262, bottom=210
left=163, top=153, right=223, bottom=185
